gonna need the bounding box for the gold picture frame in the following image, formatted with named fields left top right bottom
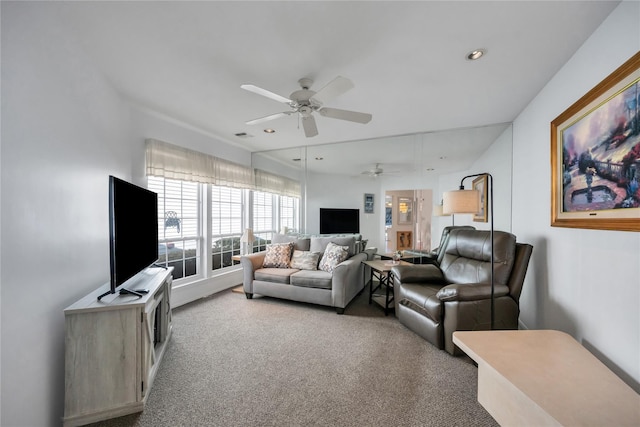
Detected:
left=551, top=52, right=640, bottom=232
left=472, top=175, right=488, bottom=222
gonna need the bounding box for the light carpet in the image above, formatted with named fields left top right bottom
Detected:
left=89, top=288, right=498, bottom=426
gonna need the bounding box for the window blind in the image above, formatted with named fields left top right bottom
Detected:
left=254, top=169, right=300, bottom=198
left=145, top=138, right=253, bottom=189
left=145, top=138, right=300, bottom=197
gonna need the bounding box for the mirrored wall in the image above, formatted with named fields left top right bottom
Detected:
left=252, top=123, right=513, bottom=252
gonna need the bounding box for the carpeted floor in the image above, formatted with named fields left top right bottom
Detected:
left=89, top=288, right=498, bottom=426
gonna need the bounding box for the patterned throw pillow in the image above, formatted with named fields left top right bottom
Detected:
left=318, top=242, right=349, bottom=273
left=262, top=242, right=295, bottom=268
left=290, top=250, right=321, bottom=270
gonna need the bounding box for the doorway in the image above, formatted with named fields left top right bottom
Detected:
left=384, top=189, right=433, bottom=253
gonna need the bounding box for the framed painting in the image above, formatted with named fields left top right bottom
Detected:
left=364, top=193, right=374, bottom=214
left=397, top=231, right=412, bottom=250
left=397, top=197, right=413, bottom=225
left=472, top=175, right=488, bottom=222
left=551, top=51, right=640, bottom=232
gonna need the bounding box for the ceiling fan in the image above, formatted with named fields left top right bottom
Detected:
left=360, top=163, right=401, bottom=178
left=241, top=76, right=372, bottom=138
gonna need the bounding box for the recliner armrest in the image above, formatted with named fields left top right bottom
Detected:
left=436, top=283, right=510, bottom=302
left=391, top=265, right=446, bottom=284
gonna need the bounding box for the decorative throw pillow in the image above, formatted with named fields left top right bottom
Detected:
left=290, top=250, right=321, bottom=270
left=318, top=242, right=349, bottom=273
left=262, top=242, right=295, bottom=268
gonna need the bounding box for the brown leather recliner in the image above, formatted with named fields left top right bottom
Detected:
left=392, top=229, right=533, bottom=355
left=419, top=225, right=475, bottom=265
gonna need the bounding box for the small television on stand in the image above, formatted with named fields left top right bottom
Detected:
left=98, top=176, right=160, bottom=301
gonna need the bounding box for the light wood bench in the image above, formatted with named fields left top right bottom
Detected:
left=453, top=330, right=640, bottom=426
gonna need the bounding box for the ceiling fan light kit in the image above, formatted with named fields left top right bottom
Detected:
left=241, top=76, right=372, bottom=138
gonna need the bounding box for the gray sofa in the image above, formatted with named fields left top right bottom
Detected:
left=241, top=234, right=377, bottom=313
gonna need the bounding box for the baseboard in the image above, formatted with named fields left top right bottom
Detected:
left=172, top=269, right=243, bottom=308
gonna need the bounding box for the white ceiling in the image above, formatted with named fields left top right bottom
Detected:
left=48, top=1, right=618, bottom=173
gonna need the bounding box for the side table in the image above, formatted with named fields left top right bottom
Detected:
left=362, top=259, right=411, bottom=315
left=231, top=254, right=244, bottom=294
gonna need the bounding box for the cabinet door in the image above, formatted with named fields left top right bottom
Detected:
left=141, top=286, right=169, bottom=398
left=64, top=308, right=140, bottom=415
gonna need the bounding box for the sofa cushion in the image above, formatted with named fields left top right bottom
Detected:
left=310, top=236, right=356, bottom=256
left=290, top=250, right=321, bottom=270
left=255, top=268, right=299, bottom=284
left=263, top=242, right=295, bottom=268
left=318, top=242, right=349, bottom=273
left=272, top=233, right=311, bottom=251
left=290, top=270, right=332, bottom=290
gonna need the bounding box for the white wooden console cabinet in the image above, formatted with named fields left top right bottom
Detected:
left=63, top=267, right=173, bottom=426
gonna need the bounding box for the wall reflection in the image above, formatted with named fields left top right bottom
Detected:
left=251, top=123, right=512, bottom=251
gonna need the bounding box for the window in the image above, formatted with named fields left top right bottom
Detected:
left=148, top=176, right=299, bottom=283
left=211, top=186, right=243, bottom=270
left=279, top=195, right=298, bottom=233
left=148, top=176, right=200, bottom=280
left=252, top=191, right=274, bottom=252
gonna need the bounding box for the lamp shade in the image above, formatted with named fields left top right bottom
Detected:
left=442, top=189, right=480, bottom=215
left=240, top=228, right=255, bottom=243
left=432, top=203, right=451, bottom=217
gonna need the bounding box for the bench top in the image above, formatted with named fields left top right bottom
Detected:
left=453, top=330, right=640, bottom=426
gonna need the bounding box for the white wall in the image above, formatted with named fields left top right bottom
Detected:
left=512, top=1, right=640, bottom=391
left=433, top=125, right=513, bottom=247
left=1, top=4, right=133, bottom=424
left=0, top=3, right=250, bottom=425
left=305, top=172, right=382, bottom=247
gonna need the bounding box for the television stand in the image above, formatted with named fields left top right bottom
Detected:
left=63, top=267, right=173, bottom=426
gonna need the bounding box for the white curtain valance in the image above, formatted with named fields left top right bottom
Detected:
left=145, top=139, right=300, bottom=197
left=254, top=169, right=301, bottom=198
left=145, top=138, right=253, bottom=189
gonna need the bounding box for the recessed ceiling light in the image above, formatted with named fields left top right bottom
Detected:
left=426, top=167, right=435, bottom=171
left=264, top=128, right=275, bottom=133
left=315, top=157, right=323, bottom=160
left=466, top=49, right=486, bottom=61
left=292, top=158, right=301, bottom=161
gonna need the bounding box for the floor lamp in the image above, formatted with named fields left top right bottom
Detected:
left=442, top=173, right=495, bottom=329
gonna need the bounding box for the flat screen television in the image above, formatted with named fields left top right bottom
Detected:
left=98, top=176, right=159, bottom=300
left=319, top=208, right=360, bottom=234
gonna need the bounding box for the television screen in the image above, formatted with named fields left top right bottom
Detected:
left=108, top=176, right=159, bottom=295
left=319, top=208, right=360, bottom=234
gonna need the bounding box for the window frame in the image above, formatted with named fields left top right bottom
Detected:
left=148, top=176, right=299, bottom=285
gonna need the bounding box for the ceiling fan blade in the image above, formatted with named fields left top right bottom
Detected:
left=311, top=76, right=354, bottom=105
left=246, top=111, right=293, bottom=125
left=241, top=84, right=292, bottom=104
left=318, top=107, right=372, bottom=124
left=302, top=115, right=318, bottom=138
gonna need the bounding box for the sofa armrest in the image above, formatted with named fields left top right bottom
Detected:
left=391, top=264, right=446, bottom=284
left=331, top=252, right=367, bottom=308
left=240, top=252, right=266, bottom=293
left=436, top=283, right=510, bottom=302
left=363, top=247, right=378, bottom=261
